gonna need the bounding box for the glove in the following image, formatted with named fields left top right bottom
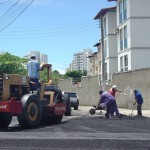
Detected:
left=100, top=103, right=106, bottom=108
left=133, top=102, right=136, bottom=105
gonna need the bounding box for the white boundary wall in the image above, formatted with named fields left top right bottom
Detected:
left=58, top=68, right=150, bottom=109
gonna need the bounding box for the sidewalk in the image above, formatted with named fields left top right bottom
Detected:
left=79, top=106, right=150, bottom=118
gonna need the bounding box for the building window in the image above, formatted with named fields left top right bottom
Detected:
left=120, top=29, right=123, bottom=51
left=105, top=63, right=107, bottom=80
left=123, top=0, right=127, bottom=20
left=90, top=58, right=92, bottom=63
left=104, top=40, right=107, bottom=58
left=119, top=1, right=123, bottom=24
left=98, top=47, right=101, bottom=53
left=120, top=56, right=123, bottom=71
left=99, top=61, right=101, bottom=72
left=124, top=26, right=127, bottom=49
left=120, top=25, right=128, bottom=51
left=119, top=0, right=127, bottom=24
left=124, top=55, right=128, bottom=71
left=103, top=18, right=106, bottom=37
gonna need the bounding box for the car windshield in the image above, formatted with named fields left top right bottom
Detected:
left=69, top=93, right=77, bottom=98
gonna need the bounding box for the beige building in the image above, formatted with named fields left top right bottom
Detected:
left=87, top=42, right=102, bottom=76
left=94, top=6, right=117, bottom=83
left=87, top=52, right=98, bottom=76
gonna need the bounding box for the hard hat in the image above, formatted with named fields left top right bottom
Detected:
left=31, top=54, right=36, bottom=58
left=112, top=85, right=117, bottom=90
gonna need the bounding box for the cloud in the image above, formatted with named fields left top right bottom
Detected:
left=52, top=62, right=67, bottom=75
left=56, top=69, right=65, bottom=75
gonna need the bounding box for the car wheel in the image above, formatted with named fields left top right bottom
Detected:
left=74, top=105, right=78, bottom=110
left=65, top=99, right=71, bottom=116
left=0, top=112, right=12, bottom=129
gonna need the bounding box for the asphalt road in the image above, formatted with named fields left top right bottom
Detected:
left=0, top=107, right=150, bottom=150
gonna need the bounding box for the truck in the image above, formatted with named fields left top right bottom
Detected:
left=0, top=64, right=66, bottom=129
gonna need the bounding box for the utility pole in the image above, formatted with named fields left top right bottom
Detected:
left=100, top=15, right=106, bottom=91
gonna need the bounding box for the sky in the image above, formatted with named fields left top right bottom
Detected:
left=0, top=0, right=116, bottom=74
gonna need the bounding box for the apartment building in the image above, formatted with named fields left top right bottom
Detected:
left=87, top=52, right=98, bottom=76
left=87, top=41, right=102, bottom=77
left=94, top=7, right=118, bottom=81
left=108, top=0, right=150, bottom=71
left=26, top=51, right=48, bottom=64
left=94, top=42, right=103, bottom=84
left=40, top=54, right=48, bottom=64
left=95, top=42, right=102, bottom=75
left=72, top=49, right=92, bottom=74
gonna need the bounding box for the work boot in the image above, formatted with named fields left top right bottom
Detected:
left=117, top=114, right=121, bottom=119
left=105, top=113, right=109, bottom=118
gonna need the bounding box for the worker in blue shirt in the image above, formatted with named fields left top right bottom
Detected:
left=27, top=54, right=44, bottom=92
left=133, top=89, right=143, bottom=116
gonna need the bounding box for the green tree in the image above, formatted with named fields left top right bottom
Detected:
left=82, top=70, right=87, bottom=76
left=39, top=68, right=48, bottom=82
left=52, top=70, right=62, bottom=85
left=63, top=70, right=83, bottom=83
left=64, top=70, right=83, bottom=78
left=0, top=52, right=28, bottom=75
left=40, top=69, right=62, bottom=85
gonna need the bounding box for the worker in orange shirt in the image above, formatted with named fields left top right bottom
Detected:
left=108, top=85, right=122, bottom=118
left=108, top=85, right=122, bottom=98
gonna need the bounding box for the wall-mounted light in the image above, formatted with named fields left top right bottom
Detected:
left=114, top=28, right=119, bottom=34
left=4, top=75, right=9, bottom=80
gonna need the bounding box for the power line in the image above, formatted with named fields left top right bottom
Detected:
left=0, top=0, right=33, bottom=27
left=0, top=0, right=36, bottom=32
left=0, top=24, right=98, bottom=35
left=0, top=0, right=11, bottom=4
left=0, top=0, right=100, bottom=39
left=0, top=26, right=99, bottom=39
left=0, top=0, right=20, bottom=20
left=1, top=21, right=98, bottom=33
left=0, top=17, right=99, bottom=39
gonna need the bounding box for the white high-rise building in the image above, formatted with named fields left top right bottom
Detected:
left=72, top=49, right=92, bottom=72
left=40, top=54, right=48, bottom=63
left=26, top=51, right=48, bottom=63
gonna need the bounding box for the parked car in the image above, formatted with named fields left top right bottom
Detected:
left=63, top=92, right=79, bottom=116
